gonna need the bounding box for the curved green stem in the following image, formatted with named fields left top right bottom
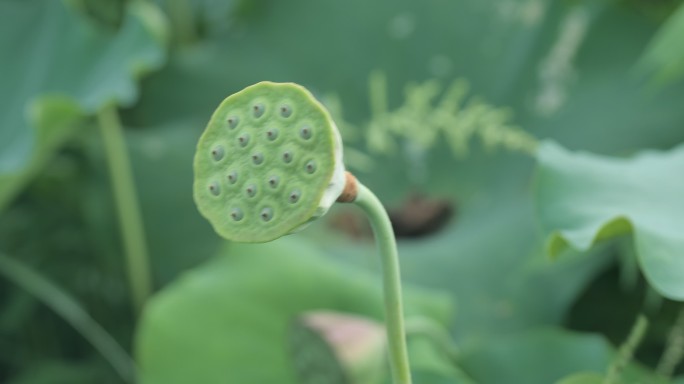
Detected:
left=97, top=104, right=151, bottom=315
left=354, top=183, right=412, bottom=384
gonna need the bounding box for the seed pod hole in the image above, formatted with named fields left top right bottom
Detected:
left=227, top=171, right=238, bottom=184
left=268, top=176, right=280, bottom=188
left=280, top=105, right=292, bottom=118
left=266, top=129, right=279, bottom=141
left=253, top=103, right=265, bottom=118
left=300, top=126, right=312, bottom=140
left=246, top=184, right=257, bottom=198
left=283, top=151, right=293, bottom=164
left=238, top=134, right=250, bottom=147
left=289, top=189, right=301, bottom=203
left=208, top=182, right=221, bottom=196
left=305, top=160, right=317, bottom=174
left=252, top=152, right=264, bottom=165
left=230, top=208, right=244, bottom=221
left=260, top=207, right=274, bottom=222
left=211, top=146, right=225, bottom=161
left=227, top=116, right=239, bottom=129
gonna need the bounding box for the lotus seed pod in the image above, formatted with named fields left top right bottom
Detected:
left=193, top=81, right=346, bottom=242
left=289, top=311, right=386, bottom=384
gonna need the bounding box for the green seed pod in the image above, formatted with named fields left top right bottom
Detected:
left=193, top=81, right=345, bottom=242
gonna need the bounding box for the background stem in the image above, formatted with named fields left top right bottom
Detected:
left=97, top=104, right=152, bottom=315
left=656, top=307, right=684, bottom=378
left=604, top=314, right=648, bottom=384
left=166, top=0, right=197, bottom=45
left=0, top=253, right=135, bottom=383
left=354, top=183, right=412, bottom=384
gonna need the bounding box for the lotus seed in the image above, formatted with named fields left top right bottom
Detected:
left=253, top=103, right=265, bottom=118
left=280, top=105, right=292, bottom=118
left=300, top=126, right=312, bottom=140
left=230, top=208, right=244, bottom=221
left=305, top=160, right=317, bottom=174
left=289, top=189, right=301, bottom=203
left=211, top=146, right=225, bottom=161
left=266, top=129, right=279, bottom=141
left=208, top=182, right=220, bottom=196
left=246, top=184, right=257, bottom=198
left=227, top=171, right=238, bottom=184
left=227, top=116, right=239, bottom=129
left=260, top=207, right=273, bottom=222
left=238, top=134, right=250, bottom=147
left=268, top=176, right=280, bottom=188
left=283, top=151, right=293, bottom=163
left=252, top=152, right=264, bottom=165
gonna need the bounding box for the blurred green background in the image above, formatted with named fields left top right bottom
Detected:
left=2, top=0, right=684, bottom=383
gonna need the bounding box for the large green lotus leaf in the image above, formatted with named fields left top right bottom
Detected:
left=0, top=0, right=167, bottom=210
left=135, top=238, right=451, bottom=384
left=638, top=3, right=684, bottom=85
left=460, top=327, right=668, bottom=384
left=536, top=141, right=684, bottom=300
left=458, top=328, right=611, bottom=384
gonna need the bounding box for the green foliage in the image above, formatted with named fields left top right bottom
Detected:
left=0, top=0, right=167, bottom=209
left=135, top=239, right=451, bottom=384
left=536, top=141, right=684, bottom=300
left=0, top=253, right=133, bottom=383
left=3, top=0, right=684, bottom=383
left=458, top=328, right=612, bottom=383
left=0, top=98, right=85, bottom=211
left=343, top=71, right=539, bottom=158
left=460, top=324, right=665, bottom=384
